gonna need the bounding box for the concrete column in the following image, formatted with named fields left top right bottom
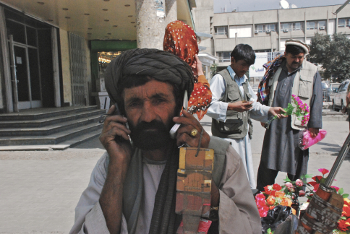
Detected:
left=335, top=14, right=338, bottom=34
left=136, top=0, right=177, bottom=49
left=51, top=27, right=61, bottom=107
left=0, top=6, right=13, bottom=112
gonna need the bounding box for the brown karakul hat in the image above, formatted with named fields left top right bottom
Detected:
left=285, top=39, right=309, bottom=54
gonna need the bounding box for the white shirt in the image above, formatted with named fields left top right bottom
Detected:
left=207, top=66, right=270, bottom=123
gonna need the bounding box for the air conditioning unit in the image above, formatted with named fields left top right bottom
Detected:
left=254, top=30, right=259, bottom=34
left=319, top=26, right=325, bottom=30
left=283, top=29, right=289, bottom=33
left=266, top=30, right=271, bottom=34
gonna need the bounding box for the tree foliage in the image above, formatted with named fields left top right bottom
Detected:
left=309, top=33, right=350, bottom=81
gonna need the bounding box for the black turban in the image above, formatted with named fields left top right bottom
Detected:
left=104, top=48, right=194, bottom=114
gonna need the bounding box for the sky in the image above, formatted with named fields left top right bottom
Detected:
left=214, top=0, right=347, bottom=13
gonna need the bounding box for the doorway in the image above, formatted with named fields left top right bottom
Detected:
left=11, top=44, right=42, bottom=109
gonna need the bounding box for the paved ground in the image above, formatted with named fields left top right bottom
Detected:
left=1, top=115, right=350, bottom=233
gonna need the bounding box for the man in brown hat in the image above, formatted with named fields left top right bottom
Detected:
left=257, top=39, right=323, bottom=191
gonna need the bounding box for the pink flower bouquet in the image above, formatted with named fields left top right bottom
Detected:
left=265, top=95, right=310, bottom=129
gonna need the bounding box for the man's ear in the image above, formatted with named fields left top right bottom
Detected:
left=231, top=57, right=235, bottom=64
left=283, top=51, right=287, bottom=57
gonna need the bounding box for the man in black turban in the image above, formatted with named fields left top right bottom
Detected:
left=70, top=49, right=262, bottom=234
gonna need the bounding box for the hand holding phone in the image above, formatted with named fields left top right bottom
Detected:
left=99, top=105, right=132, bottom=162
left=228, top=101, right=253, bottom=112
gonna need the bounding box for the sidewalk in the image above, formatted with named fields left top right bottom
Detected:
left=0, top=117, right=349, bottom=233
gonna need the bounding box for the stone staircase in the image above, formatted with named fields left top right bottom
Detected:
left=0, top=106, right=105, bottom=150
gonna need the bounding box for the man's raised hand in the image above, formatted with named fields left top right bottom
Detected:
left=99, top=105, right=132, bottom=164
left=268, top=107, right=287, bottom=119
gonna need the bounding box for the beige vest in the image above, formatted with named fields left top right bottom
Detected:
left=268, top=60, right=318, bottom=130
left=211, top=69, right=253, bottom=139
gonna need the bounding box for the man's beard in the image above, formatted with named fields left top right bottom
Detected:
left=129, top=120, right=173, bottom=150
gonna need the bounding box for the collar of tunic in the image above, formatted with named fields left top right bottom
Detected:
left=227, top=65, right=247, bottom=86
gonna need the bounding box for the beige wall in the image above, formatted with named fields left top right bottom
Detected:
left=59, top=28, right=72, bottom=106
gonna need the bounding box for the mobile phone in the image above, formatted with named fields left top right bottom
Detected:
left=113, top=104, right=133, bottom=145
left=169, top=91, right=188, bottom=139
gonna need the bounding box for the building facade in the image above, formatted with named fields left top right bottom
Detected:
left=192, top=2, right=350, bottom=81
left=0, top=0, right=195, bottom=113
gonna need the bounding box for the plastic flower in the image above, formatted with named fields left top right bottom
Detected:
left=255, top=193, right=265, bottom=201
left=264, top=186, right=272, bottom=195
left=299, top=190, right=306, bottom=197
left=272, top=183, right=282, bottom=191
left=312, top=175, right=323, bottom=183
left=344, top=198, right=350, bottom=207
left=308, top=181, right=319, bottom=192
left=266, top=196, right=276, bottom=206
left=338, top=218, right=350, bottom=231
left=258, top=205, right=269, bottom=218
left=265, top=95, right=310, bottom=128
left=318, top=168, right=329, bottom=175
left=280, top=197, right=292, bottom=207
left=275, top=191, right=285, bottom=198
left=296, top=179, right=303, bottom=187
left=342, top=205, right=350, bottom=217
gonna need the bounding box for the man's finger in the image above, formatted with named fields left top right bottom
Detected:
left=176, top=131, right=198, bottom=148
left=103, top=114, right=128, bottom=127
left=107, top=105, right=116, bottom=115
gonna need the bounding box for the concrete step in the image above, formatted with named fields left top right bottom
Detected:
left=0, top=129, right=102, bottom=151
left=0, top=115, right=102, bottom=136
left=0, top=109, right=105, bottom=128
left=0, top=106, right=100, bottom=121
left=0, top=122, right=102, bottom=146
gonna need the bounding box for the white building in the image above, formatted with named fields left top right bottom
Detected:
left=192, top=1, right=350, bottom=84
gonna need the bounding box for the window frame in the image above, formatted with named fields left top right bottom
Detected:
left=215, top=26, right=228, bottom=35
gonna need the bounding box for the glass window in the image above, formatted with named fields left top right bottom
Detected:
left=215, top=26, right=227, bottom=35
left=339, top=19, right=346, bottom=27
left=318, top=21, right=326, bottom=28
left=281, top=23, right=291, bottom=31
left=6, top=20, right=26, bottom=44
left=307, top=21, right=316, bottom=30
left=293, top=22, right=302, bottom=31
left=26, top=26, right=37, bottom=47
left=255, top=24, right=264, bottom=33
left=217, top=51, right=231, bottom=63
left=266, top=24, right=275, bottom=32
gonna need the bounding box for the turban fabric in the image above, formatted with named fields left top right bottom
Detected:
left=104, top=48, right=194, bottom=114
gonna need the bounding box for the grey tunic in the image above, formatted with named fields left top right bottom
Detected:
left=260, top=61, right=323, bottom=175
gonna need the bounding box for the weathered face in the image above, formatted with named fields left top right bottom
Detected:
left=231, top=58, right=251, bottom=78
left=123, top=79, right=177, bottom=150
left=284, top=51, right=305, bottom=72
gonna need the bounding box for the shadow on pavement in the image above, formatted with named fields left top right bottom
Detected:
left=72, top=136, right=104, bottom=149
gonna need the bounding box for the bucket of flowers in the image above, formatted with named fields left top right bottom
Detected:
left=255, top=168, right=349, bottom=234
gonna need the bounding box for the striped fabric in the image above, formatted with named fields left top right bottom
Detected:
left=257, top=55, right=285, bottom=105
